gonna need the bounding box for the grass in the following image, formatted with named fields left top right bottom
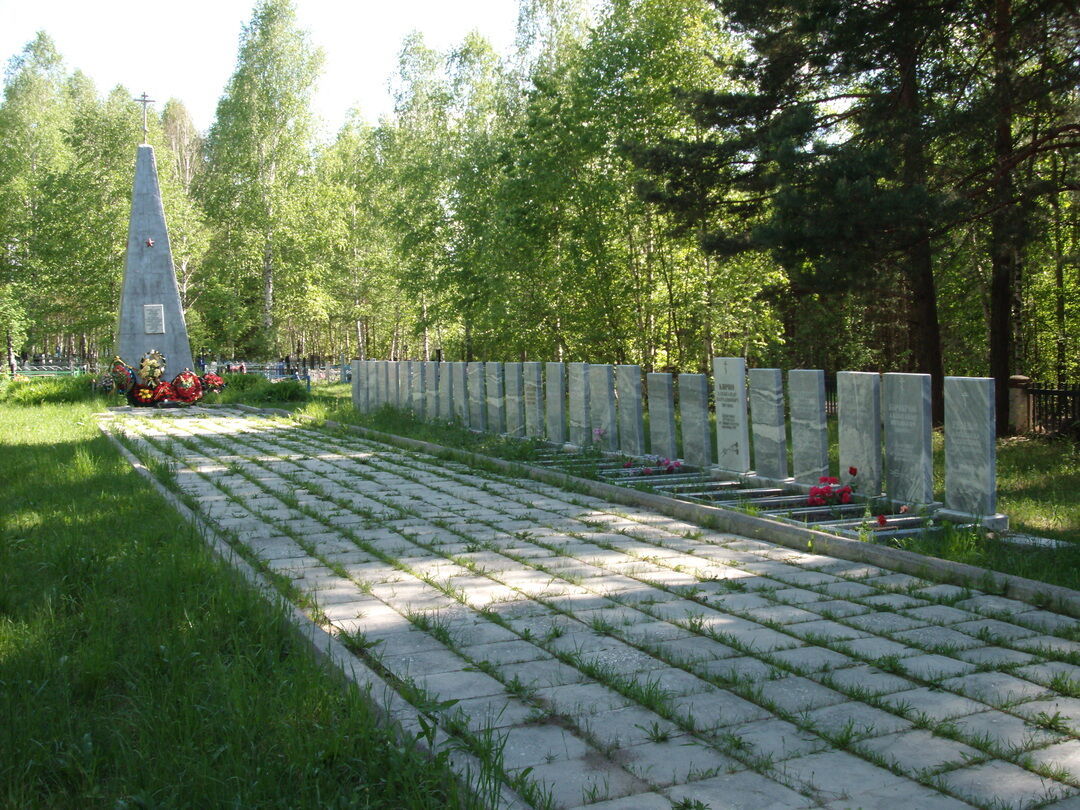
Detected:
left=0, top=384, right=484, bottom=809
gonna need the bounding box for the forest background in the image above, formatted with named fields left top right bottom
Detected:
left=0, top=0, right=1077, bottom=431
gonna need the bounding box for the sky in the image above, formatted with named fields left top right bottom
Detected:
left=0, top=0, right=521, bottom=137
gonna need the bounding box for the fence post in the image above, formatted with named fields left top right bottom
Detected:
left=1008, top=375, right=1031, bottom=433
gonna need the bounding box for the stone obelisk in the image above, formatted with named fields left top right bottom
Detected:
left=115, top=94, right=193, bottom=374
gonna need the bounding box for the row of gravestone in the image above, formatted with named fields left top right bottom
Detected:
left=351, top=358, right=1007, bottom=529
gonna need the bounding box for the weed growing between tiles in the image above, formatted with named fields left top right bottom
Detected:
left=110, top=410, right=1080, bottom=808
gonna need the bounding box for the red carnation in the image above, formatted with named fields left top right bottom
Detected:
left=849, top=466, right=858, bottom=477
left=877, top=514, right=887, bottom=527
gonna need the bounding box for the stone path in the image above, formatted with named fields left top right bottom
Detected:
left=101, top=408, right=1080, bottom=810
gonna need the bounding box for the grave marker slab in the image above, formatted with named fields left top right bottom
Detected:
left=616, top=365, right=645, bottom=457
left=378, top=361, right=389, bottom=408
left=351, top=359, right=363, bottom=411
left=647, top=373, right=677, bottom=459
left=486, top=362, right=506, bottom=433
left=410, top=361, right=425, bottom=417
left=439, top=361, right=453, bottom=420
left=713, top=357, right=750, bottom=473
left=883, top=373, right=933, bottom=505
left=679, top=373, right=711, bottom=468
left=789, top=369, right=829, bottom=483
left=453, top=362, right=469, bottom=423
left=545, top=362, right=567, bottom=444
left=589, top=364, right=618, bottom=451
left=838, top=371, right=882, bottom=494
left=468, top=362, right=487, bottom=431
left=568, top=363, right=591, bottom=446
left=505, top=362, right=526, bottom=437
left=425, top=361, right=440, bottom=418
left=749, top=368, right=788, bottom=480
left=523, top=362, right=544, bottom=438
left=942, top=377, right=1003, bottom=526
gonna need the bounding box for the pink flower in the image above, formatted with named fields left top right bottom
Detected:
left=899, top=505, right=911, bottom=514
left=642, top=467, right=654, bottom=475
left=623, top=461, right=633, bottom=468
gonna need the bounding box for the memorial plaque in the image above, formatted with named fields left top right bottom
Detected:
left=143, top=304, right=165, bottom=334
left=647, top=373, right=677, bottom=459
left=679, top=373, right=711, bottom=468
left=883, top=372, right=933, bottom=505
left=788, top=369, right=829, bottom=483
left=749, top=368, right=787, bottom=479
left=588, top=364, right=618, bottom=450
left=616, top=365, right=645, bottom=457
left=712, top=357, right=750, bottom=473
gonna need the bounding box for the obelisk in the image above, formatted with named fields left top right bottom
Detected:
left=115, top=94, right=193, bottom=374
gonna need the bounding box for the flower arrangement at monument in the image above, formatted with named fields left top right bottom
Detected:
left=99, top=351, right=226, bottom=407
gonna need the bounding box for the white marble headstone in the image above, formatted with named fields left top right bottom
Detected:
left=589, top=364, right=618, bottom=450
left=568, top=362, right=591, bottom=446
left=523, top=362, right=544, bottom=438
left=838, top=371, right=882, bottom=494
left=504, top=362, right=526, bottom=437
left=944, top=376, right=997, bottom=517
left=452, top=362, right=469, bottom=423
left=468, top=362, right=487, bottom=430
left=712, top=357, right=751, bottom=473
left=425, top=361, right=439, bottom=418
left=486, top=362, right=505, bottom=434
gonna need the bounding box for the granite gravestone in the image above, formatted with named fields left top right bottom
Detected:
left=523, top=362, right=544, bottom=438
left=883, top=372, right=934, bottom=505
left=589, top=364, right=618, bottom=451
left=505, top=362, right=526, bottom=438
left=788, top=369, right=829, bottom=483
left=545, top=362, right=567, bottom=444
left=452, top=362, right=469, bottom=423
left=941, top=376, right=1005, bottom=527
left=468, top=362, right=487, bottom=430
left=568, top=363, right=591, bottom=446
left=486, top=362, right=505, bottom=434
left=749, top=368, right=788, bottom=480
left=679, top=373, right=711, bottom=468
left=838, top=371, right=882, bottom=494
left=647, top=372, right=677, bottom=459
left=616, top=365, right=645, bottom=457
left=116, top=145, right=194, bottom=374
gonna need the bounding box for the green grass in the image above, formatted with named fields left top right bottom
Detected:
left=0, top=395, right=482, bottom=809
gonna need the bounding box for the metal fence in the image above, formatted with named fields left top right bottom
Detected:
left=1029, top=382, right=1080, bottom=435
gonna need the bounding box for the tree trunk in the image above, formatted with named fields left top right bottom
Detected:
left=6, top=330, right=16, bottom=376
left=896, top=21, right=945, bottom=422
left=989, top=0, right=1021, bottom=434
left=262, top=232, right=274, bottom=356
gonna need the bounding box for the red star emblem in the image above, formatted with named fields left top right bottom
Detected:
left=145, top=238, right=155, bottom=247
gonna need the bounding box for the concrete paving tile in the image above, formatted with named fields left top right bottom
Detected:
left=941, top=671, right=1049, bottom=706
left=743, top=605, right=822, bottom=625
left=1012, top=696, right=1080, bottom=733
left=860, top=593, right=928, bottom=610
left=697, top=656, right=785, bottom=683
left=845, top=611, right=928, bottom=634
left=822, top=780, right=977, bottom=809
left=903, top=604, right=982, bottom=625
left=650, top=636, right=738, bottom=665
left=839, top=636, right=919, bottom=660
left=513, top=756, right=650, bottom=810
left=937, top=760, right=1074, bottom=809
left=770, top=587, right=828, bottom=604
left=820, top=665, right=917, bottom=697
left=449, top=620, right=521, bottom=646
left=615, top=738, right=740, bottom=787
left=412, top=668, right=507, bottom=702
left=785, top=619, right=869, bottom=643
left=500, top=724, right=595, bottom=770
left=801, top=701, right=912, bottom=740
left=817, top=580, right=880, bottom=599
left=578, top=705, right=684, bottom=749
left=1015, top=635, right=1080, bottom=657
left=855, top=728, right=982, bottom=775
left=1016, top=610, right=1080, bottom=635
left=953, top=618, right=1040, bottom=643
left=564, top=792, right=673, bottom=810
left=893, top=625, right=985, bottom=652
left=641, top=667, right=715, bottom=697
left=768, top=645, right=855, bottom=673
left=459, top=639, right=553, bottom=666
left=955, top=645, right=1039, bottom=668
left=776, top=750, right=909, bottom=800
left=950, top=709, right=1065, bottom=753
left=894, top=653, right=977, bottom=680
left=954, top=595, right=1038, bottom=617
left=618, top=621, right=694, bottom=644
left=880, top=686, right=987, bottom=721
left=439, top=694, right=538, bottom=731
left=756, top=675, right=848, bottom=713
left=534, top=681, right=633, bottom=715
left=723, top=717, right=829, bottom=762
left=670, top=689, right=774, bottom=731
left=1016, top=660, right=1080, bottom=689
left=664, top=767, right=816, bottom=809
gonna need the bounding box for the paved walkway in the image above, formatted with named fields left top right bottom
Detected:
left=102, top=408, right=1080, bottom=810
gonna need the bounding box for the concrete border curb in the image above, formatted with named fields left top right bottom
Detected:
left=95, top=414, right=527, bottom=810
left=236, top=405, right=1080, bottom=620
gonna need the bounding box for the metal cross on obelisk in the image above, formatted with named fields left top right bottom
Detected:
left=133, top=92, right=155, bottom=143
